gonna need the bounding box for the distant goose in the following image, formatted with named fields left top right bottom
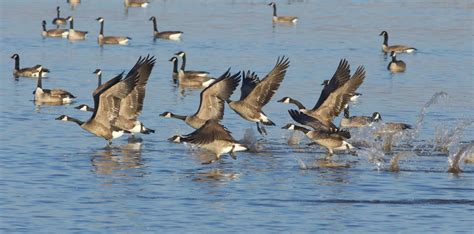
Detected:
left=379, top=31, right=416, bottom=53
left=168, top=56, right=215, bottom=87
left=52, top=6, right=67, bottom=26
left=174, top=51, right=210, bottom=77
left=340, top=107, right=380, bottom=128
left=283, top=110, right=353, bottom=156
left=74, top=56, right=156, bottom=135
left=278, top=59, right=365, bottom=129
left=56, top=63, right=142, bottom=145
left=228, top=57, right=290, bottom=135
left=160, top=69, right=241, bottom=129
left=149, top=16, right=183, bottom=40
left=42, top=20, right=69, bottom=38
left=11, top=53, right=50, bottom=78
left=34, top=66, right=75, bottom=104
left=268, top=2, right=298, bottom=24
left=65, top=16, right=88, bottom=40
left=96, top=17, right=131, bottom=45
left=124, top=0, right=149, bottom=8
left=387, top=51, right=406, bottom=73
left=173, top=119, right=248, bottom=164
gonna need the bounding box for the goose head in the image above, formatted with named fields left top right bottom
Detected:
left=281, top=123, right=295, bottom=130
left=321, top=80, right=330, bottom=86
left=11, top=54, right=19, bottom=59
left=379, top=31, right=387, bottom=36
left=159, top=111, right=173, bottom=118
left=168, top=135, right=182, bottom=143
left=268, top=2, right=276, bottom=7
left=74, top=104, right=93, bottom=112
left=66, top=16, right=73, bottom=21
left=174, top=51, right=185, bottom=57
left=277, top=97, right=292, bottom=104
left=95, top=17, right=104, bottom=22
left=390, top=51, right=397, bottom=58
left=169, top=57, right=177, bottom=63
left=93, top=69, right=102, bottom=76
left=55, top=115, right=70, bottom=121
left=372, top=112, right=382, bottom=121
left=149, top=16, right=156, bottom=21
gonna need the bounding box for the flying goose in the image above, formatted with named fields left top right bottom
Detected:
left=320, top=79, right=362, bottom=102
left=278, top=59, right=365, bottom=128
left=228, top=56, right=290, bottom=135
left=174, top=51, right=210, bottom=77
left=34, top=66, right=75, bottom=104
left=52, top=6, right=67, bottom=26
left=283, top=110, right=353, bottom=156
left=74, top=56, right=157, bottom=135
left=42, top=20, right=69, bottom=38
left=11, top=54, right=50, bottom=78
left=169, top=56, right=215, bottom=87
left=379, top=31, right=417, bottom=53
left=96, top=17, right=131, bottom=45
left=149, top=16, right=183, bottom=40
left=65, top=16, right=88, bottom=40
left=173, top=119, right=248, bottom=164
left=268, top=2, right=298, bottom=24
left=124, top=0, right=149, bottom=8
left=160, top=69, right=241, bottom=129
left=387, top=51, right=406, bottom=72
left=340, top=107, right=380, bottom=128
left=56, top=64, right=142, bottom=145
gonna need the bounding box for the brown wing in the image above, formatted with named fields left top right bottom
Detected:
left=195, top=69, right=241, bottom=120
left=288, top=109, right=332, bottom=131
left=243, top=56, right=290, bottom=109
left=314, top=66, right=365, bottom=123
left=239, top=70, right=260, bottom=100
left=50, top=89, right=76, bottom=98
left=312, top=59, right=350, bottom=110
left=182, top=120, right=235, bottom=145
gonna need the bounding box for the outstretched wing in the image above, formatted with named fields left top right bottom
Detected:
left=288, top=109, right=332, bottom=132
left=182, top=120, right=235, bottom=145
left=239, top=70, right=260, bottom=100
left=312, top=59, right=351, bottom=110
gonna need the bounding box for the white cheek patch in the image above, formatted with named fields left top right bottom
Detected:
left=283, top=98, right=290, bottom=103
left=288, top=125, right=295, bottom=130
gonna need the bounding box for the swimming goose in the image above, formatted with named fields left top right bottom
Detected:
left=174, top=51, right=210, bottom=77
left=268, top=2, right=298, bottom=24
left=42, top=20, right=68, bottom=38
left=169, top=56, right=215, bottom=87
left=52, top=6, right=67, bottom=26
left=74, top=56, right=156, bottom=135
left=96, top=17, right=131, bottom=45
left=56, top=65, right=141, bottom=145
left=175, top=119, right=248, bottom=164
left=340, top=107, right=380, bottom=128
left=65, top=16, right=88, bottom=40
left=379, top=31, right=416, bottom=53
left=228, top=56, right=290, bottom=135
left=11, top=54, right=50, bottom=78
left=34, top=67, right=75, bottom=104
left=160, top=69, right=241, bottom=129
left=278, top=59, right=365, bottom=128
left=124, top=0, right=149, bottom=8
left=149, top=16, right=183, bottom=40
left=387, top=51, right=406, bottom=72
left=283, top=110, right=353, bottom=156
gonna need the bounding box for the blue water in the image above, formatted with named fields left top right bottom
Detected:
left=1, top=0, right=473, bottom=232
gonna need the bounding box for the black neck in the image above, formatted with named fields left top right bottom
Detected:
left=97, top=74, right=102, bottom=87
left=272, top=4, right=277, bottom=16
left=179, top=53, right=187, bottom=71
left=99, top=21, right=103, bottom=35
left=14, top=57, right=19, bottom=70
left=290, top=99, right=306, bottom=110
left=57, top=9, right=60, bottom=18
left=172, top=60, right=178, bottom=73
left=171, top=113, right=187, bottom=120
left=383, top=33, right=388, bottom=46
left=37, top=70, right=43, bottom=89
left=69, top=18, right=74, bottom=30
left=391, top=55, right=397, bottom=62
left=344, top=108, right=350, bottom=118
left=68, top=116, right=85, bottom=126
left=152, top=18, right=158, bottom=32
left=294, top=125, right=309, bottom=134
left=42, top=23, right=46, bottom=32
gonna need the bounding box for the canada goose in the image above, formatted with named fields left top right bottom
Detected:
left=56, top=62, right=142, bottom=145
left=176, top=119, right=248, bottom=164
left=268, top=2, right=298, bottom=24
left=34, top=67, right=75, bottom=104
left=93, top=69, right=102, bottom=87
left=387, top=51, right=406, bottom=72
left=124, top=0, right=149, bottom=8
left=228, top=56, right=290, bottom=135
left=169, top=56, right=215, bottom=87
left=52, top=6, right=67, bottom=26
left=174, top=51, right=210, bottom=77
left=320, top=79, right=362, bottom=102
left=283, top=110, right=353, bottom=156
left=96, top=17, right=131, bottom=45
left=278, top=59, right=365, bottom=129
left=160, top=69, right=241, bottom=129
left=149, top=16, right=183, bottom=40
left=340, top=107, right=380, bottom=128
left=74, top=56, right=156, bottom=135
left=11, top=54, right=50, bottom=78
left=65, top=16, right=88, bottom=40
left=42, top=20, right=69, bottom=38
left=379, top=31, right=416, bottom=53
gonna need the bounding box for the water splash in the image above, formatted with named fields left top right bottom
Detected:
left=239, top=128, right=263, bottom=152
left=434, top=119, right=474, bottom=153
left=447, top=142, right=474, bottom=173
left=389, top=152, right=413, bottom=172
left=287, top=132, right=301, bottom=145
left=409, top=91, right=448, bottom=142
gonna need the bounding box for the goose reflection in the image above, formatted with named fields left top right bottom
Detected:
left=91, top=142, right=144, bottom=176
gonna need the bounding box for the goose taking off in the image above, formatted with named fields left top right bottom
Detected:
left=56, top=58, right=145, bottom=145
left=172, top=119, right=248, bottom=164
left=268, top=2, right=298, bottom=23
left=149, top=16, right=183, bottom=40
left=11, top=53, right=50, bottom=78
left=228, top=56, right=290, bottom=135
left=278, top=59, right=365, bottom=129
left=283, top=110, right=353, bottom=157
left=74, top=56, right=157, bottom=136
left=96, top=17, right=131, bottom=45
left=387, top=51, right=406, bottom=72
left=379, top=31, right=417, bottom=53
left=34, top=67, right=75, bottom=104
left=160, top=69, right=241, bottom=129
left=42, top=20, right=69, bottom=38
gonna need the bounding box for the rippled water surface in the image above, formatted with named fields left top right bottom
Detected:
left=1, top=0, right=473, bottom=232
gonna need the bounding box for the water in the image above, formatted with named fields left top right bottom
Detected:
left=1, top=0, right=473, bottom=232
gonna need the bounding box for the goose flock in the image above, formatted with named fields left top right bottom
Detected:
left=13, top=1, right=419, bottom=164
